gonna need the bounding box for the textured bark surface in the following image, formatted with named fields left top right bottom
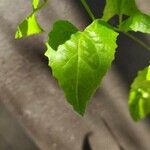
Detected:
left=136, top=0, right=150, bottom=14
left=0, top=102, right=39, bottom=150
left=0, top=0, right=150, bottom=150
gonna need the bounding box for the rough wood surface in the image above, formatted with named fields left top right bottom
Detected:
left=136, top=0, right=150, bottom=14
left=0, top=0, right=150, bottom=150
left=0, top=102, right=39, bottom=150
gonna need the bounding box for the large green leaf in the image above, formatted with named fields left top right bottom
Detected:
left=45, top=20, right=118, bottom=115
left=120, top=12, right=150, bottom=33
left=129, top=65, right=150, bottom=121
left=48, top=20, right=78, bottom=50
left=102, top=0, right=138, bottom=21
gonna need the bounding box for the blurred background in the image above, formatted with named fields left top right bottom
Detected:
left=0, top=0, right=150, bottom=150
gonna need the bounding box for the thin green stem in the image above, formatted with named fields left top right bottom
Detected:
left=80, top=0, right=95, bottom=21
left=118, top=0, right=123, bottom=28
left=119, top=14, right=123, bottom=28
left=32, top=0, right=48, bottom=14
left=80, top=0, right=150, bottom=52
left=124, top=32, right=150, bottom=51
left=113, top=27, right=150, bottom=51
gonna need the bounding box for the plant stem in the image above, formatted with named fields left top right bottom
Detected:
left=118, top=0, right=123, bottom=28
left=33, top=0, right=48, bottom=14
left=80, top=1, right=150, bottom=52
left=124, top=32, right=150, bottom=51
left=113, top=27, right=150, bottom=51
left=80, top=0, right=95, bottom=21
left=119, top=14, right=123, bottom=28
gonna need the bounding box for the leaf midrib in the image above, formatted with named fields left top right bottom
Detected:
left=75, top=35, right=80, bottom=110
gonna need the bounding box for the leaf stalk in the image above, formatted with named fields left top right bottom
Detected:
left=124, top=32, right=150, bottom=51
left=80, top=0, right=95, bottom=21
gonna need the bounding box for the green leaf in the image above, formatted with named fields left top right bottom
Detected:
left=103, top=0, right=150, bottom=34
left=15, top=0, right=48, bottom=39
left=33, top=0, right=48, bottom=12
left=120, top=12, right=150, bottom=33
left=129, top=65, right=150, bottom=121
left=32, top=0, right=39, bottom=9
left=48, top=20, right=78, bottom=50
left=102, top=0, right=138, bottom=21
left=45, top=20, right=118, bottom=115
left=15, top=14, right=44, bottom=39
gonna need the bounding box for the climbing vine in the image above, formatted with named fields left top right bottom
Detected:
left=16, top=0, right=150, bottom=121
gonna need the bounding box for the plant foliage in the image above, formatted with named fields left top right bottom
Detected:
left=15, top=0, right=150, bottom=120
left=129, top=66, right=150, bottom=121
left=15, top=0, right=48, bottom=39
left=45, top=20, right=118, bottom=115
left=120, top=12, right=150, bottom=33
left=102, top=0, right=138, bottom=21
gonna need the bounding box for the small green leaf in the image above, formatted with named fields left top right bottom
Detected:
left=45, top=20, right=118, bottom=115
left=102, top=0, right=138, bottom=21
left=120, top=12, right=150, bottom=33
left=15, top=14, right=44, bottom=39
left=15, top=0, right=48, bottom=39
left=103, top=0, right=150, bottom=34
left=129, top=65, right=150, bottom=121
left=48, top=20, right=78, bottom=50
left=32, top=0, right=39, bottom=9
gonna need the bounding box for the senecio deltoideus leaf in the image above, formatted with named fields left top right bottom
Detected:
left=129, top=65, right=150, bottom=121
left=120, top=12, right=150, bottom=34
left=45, top=20, right=118, bottom=115
left=103, top=0, right=150, bottom=34
left=102, top=0, right=137, bottom=21
left=15, top=0, right=48, bottom=39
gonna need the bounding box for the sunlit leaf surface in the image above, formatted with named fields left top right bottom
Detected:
left=45, top=20, right=118, bottom=115
left=15, top=0, right=48, bottom=39
left=15, top=14, right=43, bottom=39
